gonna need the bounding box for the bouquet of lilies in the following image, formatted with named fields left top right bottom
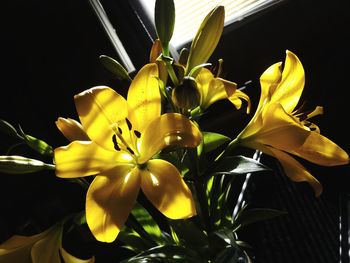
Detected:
left=0, top=1, right=348, bottom=262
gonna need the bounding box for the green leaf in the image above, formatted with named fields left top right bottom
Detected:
left=121, top=245, right=204, bottom=263
left=118, top=228, right=150, bottom=253
left=169, top=220, right=208, bottom=249
left=186, top=6, right=225, bottom=75
left=0, top=155, right=54, bottom=174
left=202, top=132, right=231, bottom=153
left=0, top=119, right=22, bottom=139
left=212, top=156, right=270, bottom=175
left=214, top=246, right=250, bottom=263
left=99, top=55, right=132, bottom=81
left=154, top=0, right=175, bottom=55
left=233, top=207, right=288, bottom=230
left=131, top=203, right=163, bottom=244
left=18, top=127, right=53, bottom=156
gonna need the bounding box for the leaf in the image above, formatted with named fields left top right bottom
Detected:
left=60, top=247, right=95, bottom=263
left=186, top=6, right=225, bottom=75
left=131, top=203, right=163, bottom=244
left=233, top=208, right=288, bottom=230
left=99, top=55, right=132, bottom=81
left=169, top=220, right=208, bottom=249
left=0, top=119, right=22, bottom=139
left=118, top=229, right=149, bottom=253
left=214, top=246, right=250, bottom=263
left=154, top=0, right=175, bottom=54
left=120, top=245, right=204, bottom=263
left=212, top=156, right=270, bottom=175
left=18, top=126, right=53, bottom=156
left=0, top=155, right=54, bottom=174
left=202, top=132, right=231, bottom=153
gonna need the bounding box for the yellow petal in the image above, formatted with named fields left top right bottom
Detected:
left=258, top=61, right=282, bottom=114
left=245, top=103, right=309, bottom=152
left=138, top=113, right=202, bottom=164
left=54, top=141, right=133, bottom=178
left=227, top=89, right=251, bottom=114
left=265, top=146, right=322, bottom=197
left=292, top=132, right=349, bottom=166
left=149, top=39, right=168, bottom=85
left=56, top=117, right=90, bottom=142
left=31, top=225, right=62, bottom=263
left=140, top=159, right=196, bottom=219
left=86, top=167, right=140, bottom=242
left=195, top=68, right=215, bottom=108
left=270, top=50, right=305, bottom=113
left=0, top=228, right=52, bottom=263
left=74, top=86, right=128, bottom=151
left=60, top=247, right=95, bottom=263
left=127, top=63, right=160, bottom=132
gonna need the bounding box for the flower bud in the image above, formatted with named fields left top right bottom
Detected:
left=172, top=77, right=201, bottom=112
left=56, top=117, right=90, bottom=142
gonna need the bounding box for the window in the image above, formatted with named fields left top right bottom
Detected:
left=136, top=0, right=284, bottom=49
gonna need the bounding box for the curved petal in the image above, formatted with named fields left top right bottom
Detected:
left=55, top=117, right=90, bottom=142
left=140, top=159, right=196, bottom=219
left=138, top=113, right=202, bottom=164
left=203, top=78, right=231, bottom=109
left=60, top=247, right=95, bottom=263
left=86, top=167, right=140, bottom=242
left=270, top=50, right=305, bottom=113
left=264, top=146, right=322, bottom=197
left=195, top=68, right=215, bottom=108
left=223, top=81, right=251, bottom=114
left=74, top=86, right=128, bottom=151
left=244, top=103, right=309, bottom=152
left=258, top=61, right=282, bottom=114
left=291, top=132, right=349, bottom=166
left=127, top=63, right=160, bottom=132
left=54, top=141, right=134, bottom=178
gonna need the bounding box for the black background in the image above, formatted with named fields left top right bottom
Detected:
left=1, top=0, right=350, bottom=262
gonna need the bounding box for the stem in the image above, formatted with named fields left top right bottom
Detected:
left=165, top=60, right=179, bottom=87
left=214, top=137, right=239, bottom=163
left=188, top=148, right=211, bottom=232
left=126, top=213, right=158, bottom=247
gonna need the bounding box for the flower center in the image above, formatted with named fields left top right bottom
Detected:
left=110, top=118, right=142, bottom=158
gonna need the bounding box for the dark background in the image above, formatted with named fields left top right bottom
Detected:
left=1, top=0, right=349, bottom=262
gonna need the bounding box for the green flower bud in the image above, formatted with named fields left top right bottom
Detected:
left=172, top=77, right=201, bottom=112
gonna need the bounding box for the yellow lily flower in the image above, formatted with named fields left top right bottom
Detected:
left=54, top=63, right=201, bottom=242
left=0, top=223, right=94, bottom=263
left=235, top=50, right=349, bottom=196
left=195, top=68, right=251, bottom=113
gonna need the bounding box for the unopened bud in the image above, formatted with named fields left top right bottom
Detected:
left=172, top=77, right=201, bottom=111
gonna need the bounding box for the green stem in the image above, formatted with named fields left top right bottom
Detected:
left=214, top=137, right=239, bottom=163
left=126, top=213, right=158, bottom=247
left=188, top=148, right=211, bottom=232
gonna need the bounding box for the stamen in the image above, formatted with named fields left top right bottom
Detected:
left=134, top=130, right=141, bottom=138
left=112, top=135, right=121, bottom=151
left=126, top=147, right=135, bottom=155
left=125, top=118, right=132, bottom=130
left=118, top=127, right=123, bottom=135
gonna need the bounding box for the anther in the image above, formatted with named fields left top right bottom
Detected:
left=112, top=135, right=121, bottom=151
left=125, top=118, right=132, bottom=131
left=118, top=127, right=123, bottom=134
left=134, top=130, right=141, bottom=138
left=126, top=147, right=135, bottom=155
